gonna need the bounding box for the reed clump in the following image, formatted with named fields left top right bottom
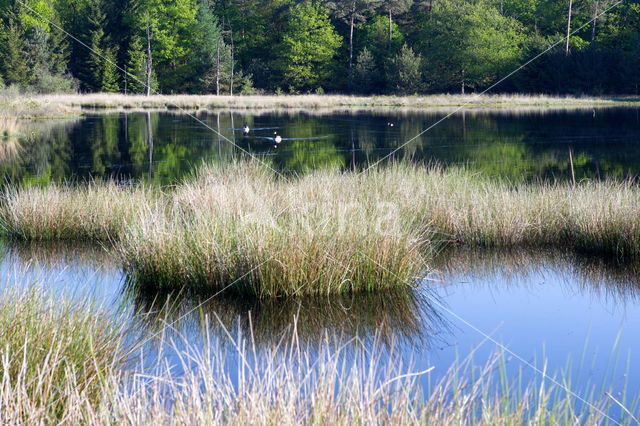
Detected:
left=119, top=162, right=429, bottom=297
left=0, top=288, right=124, bottom=422
left=0, top=182, right=156, bottom=241
left=5, top=162, right=640, bottom=296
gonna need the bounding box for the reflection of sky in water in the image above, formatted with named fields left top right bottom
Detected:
left=1, top=242, right=640, bottom=414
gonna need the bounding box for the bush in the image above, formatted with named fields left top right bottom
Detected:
left=34, top=70, right=77, bottom=94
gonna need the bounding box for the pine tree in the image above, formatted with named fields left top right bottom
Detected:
left=85, top=0, right=120, bottom=92
left=125, top=34, right=148, bottom=93
left=0, top=16, right=30, bottom=87
left=353, top=47, right=380, bottom=93
left=102, top=46, right=121, bottom=92
left=386, top=44, right=422, bottom=94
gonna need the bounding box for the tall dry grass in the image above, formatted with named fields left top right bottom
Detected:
left=0, top=182, right=157, bottom=241
left=5, top=93, right=637, bottom=117
left=119, top=162, right=429, bottom=297
left=0, top=287, right=124, bottom=423
left=0, top=289, right=628, bottom=424
left=4, top=162, right=640, bottom=295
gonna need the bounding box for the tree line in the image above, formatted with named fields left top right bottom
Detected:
left=0, top=0, right=638, bottom=95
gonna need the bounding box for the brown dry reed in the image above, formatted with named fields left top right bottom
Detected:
left=3, top=161, right=640, bottom=296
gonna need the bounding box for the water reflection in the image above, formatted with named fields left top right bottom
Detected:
left=125, top=286, right=443, bottom=350
left=2, top=240, right=640, bottom=394
left=433, top=247, right=640, bottom=303
left=3, top=107, right=640, bottom=184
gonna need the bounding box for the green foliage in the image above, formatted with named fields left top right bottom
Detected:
left=386, top=44, right=422, bottom=94
left=85, top=0, right=120, bottom=92
left=358, top=15, right=405, bottom=61
left=420, top=0, right=524, bottom=93
left=353, top=47, right=380, bottom=94
left=125, top=35, right=148, bottom=94
left=275, top=1, right=342, bottom=92
left=0, top=0, right=638, bottom=94
left=0, top=16, right=30, bottom=87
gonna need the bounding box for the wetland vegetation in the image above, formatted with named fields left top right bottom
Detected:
left=4, top=161, right=640, bottom=297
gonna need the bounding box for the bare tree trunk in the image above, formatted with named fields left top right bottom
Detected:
left=388, top=9, right=392, bottom=49
left=229, top=26, right=235, bottom=96
left=591, top=0, right=599, bottom=42
left=566, top=0, right=573, bottom=55
left=146, top=111, right=154, bottom=180
left=461, top=69, right=465, bottom=95
left=145, top=19, right=153, bottom=96
left=349, top=13, right=355, bottom=79
left=216, top=36, right=221, bottom=96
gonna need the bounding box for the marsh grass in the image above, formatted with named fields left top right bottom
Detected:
left=5, top=161, right=640, bottom=296
left=119, top=162, right=429, bottom=297
left=0, top=287, right=124, bottom=423
left=0, top=182, right=157, bottom=241
left=4, top=93, right=638, bottom=118
left=3, top=309, right=632, bottom=424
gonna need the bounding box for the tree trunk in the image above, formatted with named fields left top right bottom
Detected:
left=216, top=36, right=221, bottom=96
left=349, top=13, right=355, bottom=79
left=591, top=0, right=599, bottom=42
left=388, top=9, right=392, bottom=49
left=229, top=26, right=235, bottom=96
left=566, top=0, right=573, bottom=55
left=145, top=19, right=153, bottom=96
left=461, top=69, right=465, bottom=95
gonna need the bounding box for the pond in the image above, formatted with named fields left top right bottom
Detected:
left=4, top=106, right=640, bottom=419
left=3, top=107, right=640, bottom=185
left=3, top=241, right=640, bottom=413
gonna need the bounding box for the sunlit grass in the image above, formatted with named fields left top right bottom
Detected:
left=4, top=161, right=640, bottom=295
left=0, top=182, right=157, bottom=241
left=0, top=286, right=125, bottom=422
left=1, top=287, right=634, bottom=424
left=3, top=93, right=637, bottom=117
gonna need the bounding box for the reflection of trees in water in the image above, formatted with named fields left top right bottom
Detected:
left=1, top=240, right=119, bottom=270
left=3, top=108, right=640, bottom=184
left=433, top=247, right=640, bottom=303
left=123, top=284, right=447, bottom=351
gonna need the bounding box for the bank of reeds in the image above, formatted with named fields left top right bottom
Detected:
left=0, top=287, right=124, bottom=422
left=0, top=182, right=157, bottom=241
left=1, top=287, right=630, bottom=424
left=4, top=93, right=638, bottom=117
left=4, top=162, right=640, bottom=295
left=119, top=162, right=429, bottom=297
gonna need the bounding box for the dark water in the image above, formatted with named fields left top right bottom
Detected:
left=3, top=242, right=640, bottom=414
left=4, top=107, right=640, bottom=184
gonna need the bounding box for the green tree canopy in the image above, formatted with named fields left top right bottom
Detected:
left=276, top=1, right=342, bottom=92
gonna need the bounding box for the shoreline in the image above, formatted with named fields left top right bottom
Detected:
left=3, top=93, right=640, bottom=119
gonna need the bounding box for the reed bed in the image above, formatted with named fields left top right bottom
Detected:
left=0, top=287, right=630, bottom=424
left=4, top=162, right=640, bottom=295
left=0, top=287, right=124, bottom=422
left=0, top=182, right=156, bottom=241
left=119, top=163, right=429, bottom=297
left=6, top=93, right=637, bottom=117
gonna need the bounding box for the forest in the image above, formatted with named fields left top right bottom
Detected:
left=0, top=0, right=638, bottom=96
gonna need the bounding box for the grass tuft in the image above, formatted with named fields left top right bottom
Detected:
left=0, top=182, right=156, bottom=242
left=0, top=286, right=124, bottom=423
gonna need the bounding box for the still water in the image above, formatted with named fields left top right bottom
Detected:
left=3, top=107, right=640, bottom=184
left=4, top=107, right=640, bottom=417
left=3, top=242, right=640, bottom=411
